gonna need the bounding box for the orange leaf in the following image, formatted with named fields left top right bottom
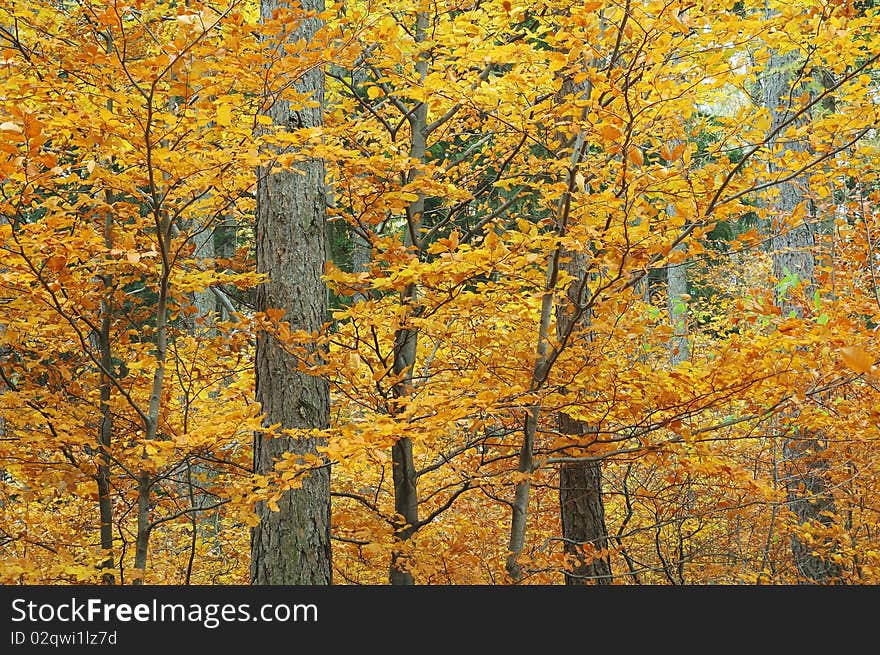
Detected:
left=266, top=308, right=286, bottom=322
left=628, top=147, right=644, bottom=167
left=598, top=124, right=622, bottom=141
left=840, top=346, right=875, bottom=374
left=661, top=142, right=686, bottom=162
left=45, top=255, right=66, bottom=272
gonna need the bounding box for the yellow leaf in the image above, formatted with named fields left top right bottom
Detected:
left=840, top=346, right=875, bottom=375
left=673, top=200, right=694, bottom=218
left=476, top=390, right=496, bottom=404
left=755, top=113, right=771, bottom=133
left=216, top=104, right=232, bottom=127
left=548, top=52, right=567, bottom=73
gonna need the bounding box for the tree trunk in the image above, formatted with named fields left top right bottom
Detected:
left=558, top=424, right=612, bottom=584
left=251, top=0, right=332, bottom=585
left=133, top=471, right=151, bottom=583
left=96, top=216, right=115, bottom=585
left=95, top=35, right=116, bottom=586
left=191, top=224, right=217, bottom=327
left=387, top=9, right=430, bottom=586
left=763, top=48, right=841, bottom=583
left=556, top=249, right=612, bottom=585
left=553, top=55, right=612, bottom=586
left=666, top=245, right=690, bottom=365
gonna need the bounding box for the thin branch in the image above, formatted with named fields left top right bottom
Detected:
left=415, top=481, right=473, bottom=528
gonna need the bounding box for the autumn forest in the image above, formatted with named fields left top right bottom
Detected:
left=1, top=0, right=879, bottom=586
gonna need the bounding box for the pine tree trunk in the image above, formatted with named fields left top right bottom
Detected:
left=763, top=48, right=841, bottom=584
left=552, top=59, right=612, bottom=586
left=556, top=249, right=612, bottom=585
left=251, top=0, right=332, bottom=585
left=558, top=429, right=612, bottom=584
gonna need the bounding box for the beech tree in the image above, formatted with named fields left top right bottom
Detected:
left=1, top=0, right=879, bottom=586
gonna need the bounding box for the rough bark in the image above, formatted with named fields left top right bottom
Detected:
left=763, top=48, right=841, bottom=583
left=558, top=422, right=612, bottom=584
left=552, top=53, right=612, bottom=585
left=251, top=0, right=332, bottom=585
left=556, top=249, right=612, bottom=585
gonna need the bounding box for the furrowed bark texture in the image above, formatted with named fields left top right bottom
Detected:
left=764, top=48, right=841, bottom=583
left=558, top=425, right=612, bottom=584
left=251, top=0, right=332, bottom=585
left=556, top=248, right=612, bottom=585
left=553, top=61, right=611, bottom=585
